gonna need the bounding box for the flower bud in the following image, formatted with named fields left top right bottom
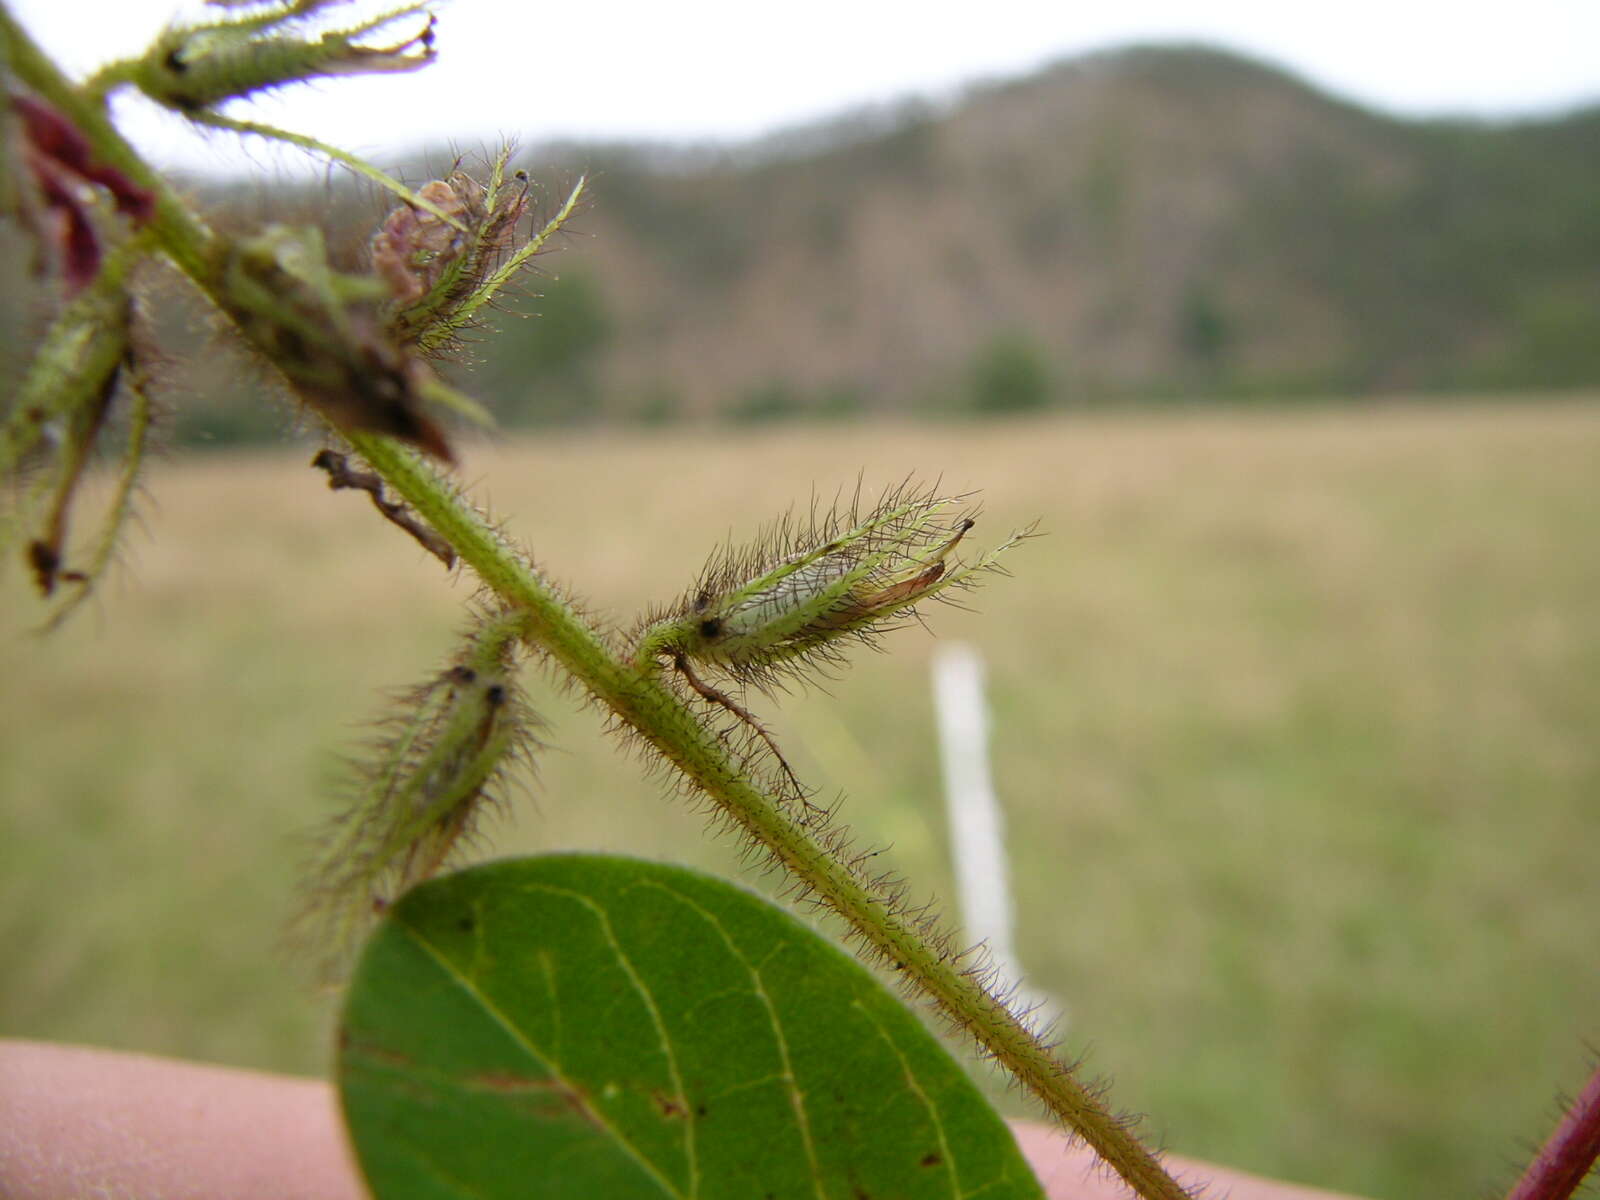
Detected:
left=13, top=288, right=131, bottom=597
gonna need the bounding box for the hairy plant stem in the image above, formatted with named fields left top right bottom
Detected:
left=5, top=10, right=1192, bottom=1194
left=1505, top=1062, right=1600, bottom=1200
left=348, top=435, right=1194, bottom=1200
left=1, top=9, right=216, bottom=282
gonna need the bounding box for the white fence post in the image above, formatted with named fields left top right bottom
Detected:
left=933, top=642, right=1058, bottom=1026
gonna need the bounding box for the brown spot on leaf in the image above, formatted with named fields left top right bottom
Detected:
left=651, top=1090, right=686, bottom=1119
left=467, top=1072, right=603, bottom=1130
left=342, top=1039, right=415, bottom=1070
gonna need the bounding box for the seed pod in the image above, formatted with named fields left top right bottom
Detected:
left=2, top=281, right=144, bottom=610
left=290, top=612, right=537, bottom=979
left=635, top=484, right=1032, bottom=689
left=131, top=2, right=436, bottom=114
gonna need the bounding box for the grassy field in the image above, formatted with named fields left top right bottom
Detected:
left=4, top=400, right=1598, bottom=1199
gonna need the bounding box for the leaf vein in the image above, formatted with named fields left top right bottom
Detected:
left=634, top=880, right=829, bottom=1200
left=396, top=909, right=690, bottom=1199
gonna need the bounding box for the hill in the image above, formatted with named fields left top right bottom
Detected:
left=7, top=44, right=1599, bottom=434
left=490, top=44, right=1600, bottom=422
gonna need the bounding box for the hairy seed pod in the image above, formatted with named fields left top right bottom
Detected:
left=634, top=484, right=1033, bottom=690
left=3, top=282, right=139, bottom=604
left=132, top=2, right=436, bottom=114
left=289, top=612, right=537, bottom=980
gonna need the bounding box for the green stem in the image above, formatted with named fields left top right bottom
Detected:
left=348, top=433, right=1196, bottom=1200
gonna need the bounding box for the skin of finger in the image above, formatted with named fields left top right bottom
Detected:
left=0, top=1041, right=1363, bottom=1200
left=0, top=1039, right=364, bottom=1200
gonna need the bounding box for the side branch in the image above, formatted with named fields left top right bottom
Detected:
left=311, top=449, right=455, bottom=568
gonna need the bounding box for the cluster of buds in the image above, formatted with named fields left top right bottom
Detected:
left=9, top=3, right=582, bottom=466
left=127, top=0, right=436, bottom=114
left=368, top=150, right=533, bottom=356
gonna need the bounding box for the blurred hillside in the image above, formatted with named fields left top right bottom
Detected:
left=506, top=45, right=1600, bottom=423
left=7, top=44, right=1600, bottom=437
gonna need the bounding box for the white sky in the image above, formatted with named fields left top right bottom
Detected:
left=11, top=0, right=1600, bottom=175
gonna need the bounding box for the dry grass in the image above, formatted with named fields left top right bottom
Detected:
left=4, top=399, right=1598, bottom=1199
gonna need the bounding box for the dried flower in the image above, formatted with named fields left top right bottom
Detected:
left=369, top=160, right=524, bottom=352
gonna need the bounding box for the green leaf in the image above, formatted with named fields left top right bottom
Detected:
left=338, top=854, right=1045, bottom=1199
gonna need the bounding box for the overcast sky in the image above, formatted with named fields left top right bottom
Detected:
left=12, top=0, right=1600, bottom=175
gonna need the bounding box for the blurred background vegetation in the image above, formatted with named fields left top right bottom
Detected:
left=3, top=38, right=1599, bottom=1200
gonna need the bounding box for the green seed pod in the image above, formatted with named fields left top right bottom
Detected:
left=3, top=281, right=134, bottom=600
left=290, top=612, right=538, bottom=980
left=635, top=484, right=1033, bottom=690
left=132, top=2, right=435, bottom=114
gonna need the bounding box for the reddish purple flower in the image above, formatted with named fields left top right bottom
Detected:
left=11, top=92, right=155, bottom=293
